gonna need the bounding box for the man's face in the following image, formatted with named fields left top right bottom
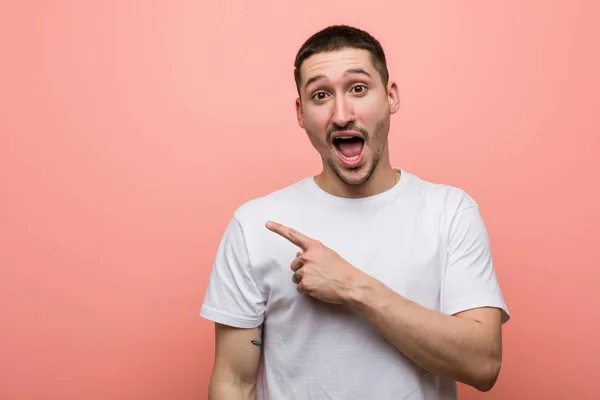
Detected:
left=295, top=48, right=400, bottom=186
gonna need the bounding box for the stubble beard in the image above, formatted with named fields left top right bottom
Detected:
left=318, top=116, right=390, bottom=186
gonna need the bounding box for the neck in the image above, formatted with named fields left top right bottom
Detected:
left=315, top=157, right=399, bottom=199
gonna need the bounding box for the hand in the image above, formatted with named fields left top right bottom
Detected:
left=265, top=221, right=362, bottom=304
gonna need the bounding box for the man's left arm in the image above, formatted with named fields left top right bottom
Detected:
left=346, top=202, right=506, bottom=392
left=346, top=276, right=502, bottom=392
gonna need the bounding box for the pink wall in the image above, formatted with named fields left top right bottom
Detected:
left=1, top=1, right=599, bottom=399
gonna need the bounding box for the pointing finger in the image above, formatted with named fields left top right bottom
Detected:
left=266, top=221, right=313, bottom=251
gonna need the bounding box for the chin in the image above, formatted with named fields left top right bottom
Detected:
left=330, top=160, right=376, bottom=186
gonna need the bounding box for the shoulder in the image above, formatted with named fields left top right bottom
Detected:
left=230, top=176, right=312, bottom=229
left=404, top=171, right=479, bottom=215
left=220, top=177, right=313, bottom=262
left=404, top=171, right=492, bottom=251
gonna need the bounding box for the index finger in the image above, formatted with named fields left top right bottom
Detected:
left=265, top=221, right=312, bottom=251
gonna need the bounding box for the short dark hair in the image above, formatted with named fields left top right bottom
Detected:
left=293, top=25, right=389, bottom=94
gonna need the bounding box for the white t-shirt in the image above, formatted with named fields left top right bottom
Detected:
left=200, top=168, right=510, bottom=400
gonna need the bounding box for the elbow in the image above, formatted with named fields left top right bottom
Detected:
left=471, top=356, right=501, bottom=392
left=474, top=377, right=497, bottom=393
left=209, top=372, right=257, bottom=399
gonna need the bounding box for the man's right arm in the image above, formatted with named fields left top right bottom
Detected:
left=208, top=322, right=263, bottom=400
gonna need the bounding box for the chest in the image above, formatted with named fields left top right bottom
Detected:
left=253, top=206, right=445, bottom=314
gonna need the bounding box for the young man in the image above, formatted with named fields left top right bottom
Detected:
left=200, top=25, right=510, bottom=400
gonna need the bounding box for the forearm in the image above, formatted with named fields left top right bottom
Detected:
left=346, top=275, right=501, bottom=391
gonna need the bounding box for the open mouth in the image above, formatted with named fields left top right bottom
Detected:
left=333, top=135, right=365, bottom=162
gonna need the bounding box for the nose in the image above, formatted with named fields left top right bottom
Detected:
left=331, top=95, right=354, bottom=128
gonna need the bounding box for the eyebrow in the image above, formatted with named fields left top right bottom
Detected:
left=304, top=68, right=372, bottom=90
left=344, top=68, right=372, bottom=78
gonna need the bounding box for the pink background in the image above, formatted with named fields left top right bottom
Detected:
left=1, top=1, right=599, bottom=399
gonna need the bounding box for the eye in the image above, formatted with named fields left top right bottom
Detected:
left=351, top=84, right=367, bottom=94
left=312, top=91, right=329, bottom=101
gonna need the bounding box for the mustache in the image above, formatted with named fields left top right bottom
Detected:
left=326, top=123, right=369, bottom=143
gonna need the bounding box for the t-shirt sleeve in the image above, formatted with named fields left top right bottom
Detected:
left=441, top=203, right=510, bottom=324
left=200, top=215, right=266, bottom=328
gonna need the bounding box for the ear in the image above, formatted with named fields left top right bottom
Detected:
left=387, top=81, right=400, bottom=114
left=295, top=97, right=305, bottom=129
